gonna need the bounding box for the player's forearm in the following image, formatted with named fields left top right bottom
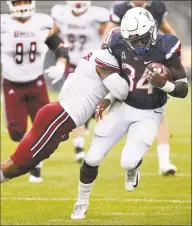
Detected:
left=99, top=22, right=108, bottom=36
left=104, top=92, right=116, bottom=104
left=45, top=33, right=69, bottom=62
left=168, top=80, right=188, bottom=98
left=160, top=18, right=176, bottom=35
left=161, top=79, right=188, bottom=98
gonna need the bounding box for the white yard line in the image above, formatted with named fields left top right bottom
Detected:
left=1, top=197, right=191, bottom=203
left=115, top=172, right=191, bottom=177
left=101, top=212, right=185, bottom=216
left=49, top=219, right=127, bottom=223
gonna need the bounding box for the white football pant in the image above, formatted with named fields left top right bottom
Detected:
left=85, top=101, right=164, bottom=170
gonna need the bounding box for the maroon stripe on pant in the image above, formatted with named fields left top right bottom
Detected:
left=31, top=110, right=69, bottom=157
left=31, top=109, right=65, bottom=148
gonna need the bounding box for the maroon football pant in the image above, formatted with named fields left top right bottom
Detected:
left=10, top=102, right=76, bottom=173
left=3, top=75, right=49, bottom=142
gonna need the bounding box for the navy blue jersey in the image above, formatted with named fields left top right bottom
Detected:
left=107, top=31, right=181, bottom=109
left=110, top=1, right=167, bottom=28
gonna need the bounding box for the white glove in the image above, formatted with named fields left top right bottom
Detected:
left=44, top=61, right=65, bottom=85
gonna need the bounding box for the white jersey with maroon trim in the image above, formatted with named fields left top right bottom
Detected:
left=1, top=13, right=54, bottom=83
left=51, top=4, right=109, bottom=66
left=59, top=50, right=120, bottom=127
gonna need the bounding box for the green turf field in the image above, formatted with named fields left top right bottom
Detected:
left=1, top=89, right=191, bottom=225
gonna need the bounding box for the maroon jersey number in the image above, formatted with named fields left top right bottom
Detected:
left=15, top=43, right=24, bottom=64
left=15, top=42, right=37, bottom=64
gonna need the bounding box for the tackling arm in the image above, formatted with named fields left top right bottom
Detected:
left=96, top=65, right=129, bottom=100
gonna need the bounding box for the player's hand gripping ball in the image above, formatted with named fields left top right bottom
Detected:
left=145, top=63, right=172, bottom=88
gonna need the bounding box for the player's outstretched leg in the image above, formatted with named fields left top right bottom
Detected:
left=0, top=102, right=76, bottom=183
left=72, top=102, right=128, bottom=220
left=156, top=117, right=177, bottom=176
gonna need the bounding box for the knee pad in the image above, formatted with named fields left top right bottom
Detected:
left=85, top=153, right=104, bottom=167
left=80, top=161, right=98, bottom=184
left=9, top=131, right=25, bottom=142
left=121, top=158, right=143, bottom=171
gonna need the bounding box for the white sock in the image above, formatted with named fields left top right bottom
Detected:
left=0, top=170, right=9, bottom=183
left=35, top=161, right=43, bottom=169
left=73, top=136, right=84, bottom=149
left=157, top=144, right=170, bottom=169
left=77, top=181, right=93, bottom=204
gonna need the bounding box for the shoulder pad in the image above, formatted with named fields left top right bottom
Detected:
left=91, top=6, right=109, bottom=23
left=102, top=27, right=122, bottom=49
left=1, top=14, right=9, bottom=22
left=151, top=1, right=167, bottom=15
left=1, top=14, right=10, bottom=33
left=162, top=34, right=181, bottom=60
left=51, top=4, right=65, bottom=20
left=35, top=13, right=54, bottom=29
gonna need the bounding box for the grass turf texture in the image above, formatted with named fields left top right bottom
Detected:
left=1, top=89, right=191, bottom=225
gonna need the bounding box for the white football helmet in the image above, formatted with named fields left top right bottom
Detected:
left=67, top=1, right=91, bottom=14
left=7, top=0, right=36, bottom=18
left=121, top=7, right=157, bottom=54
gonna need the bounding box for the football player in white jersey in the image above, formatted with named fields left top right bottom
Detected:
left=0, top=49, right=129, bottom=185
left=1, top=0, right=69, bottom=183
left=50, top=1, right=110, bottom=163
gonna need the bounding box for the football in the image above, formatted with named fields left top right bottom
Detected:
left=146, top=62, right=173, bottom=82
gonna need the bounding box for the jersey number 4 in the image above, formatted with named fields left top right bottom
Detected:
left=15, top=42, right=37, bottom=64
left=122, top=63, right=153, bottom=94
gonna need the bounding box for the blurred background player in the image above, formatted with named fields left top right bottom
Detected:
left=104, top=0, right=177, bottom=175
left=50, top=1, right=109, bottom=163
left=1, top=0, right=68, bottom=182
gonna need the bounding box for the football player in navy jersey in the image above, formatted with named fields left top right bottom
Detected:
left=71, top=8, right=188, bottom=220
left=103, top=0, right=177, bottom=176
